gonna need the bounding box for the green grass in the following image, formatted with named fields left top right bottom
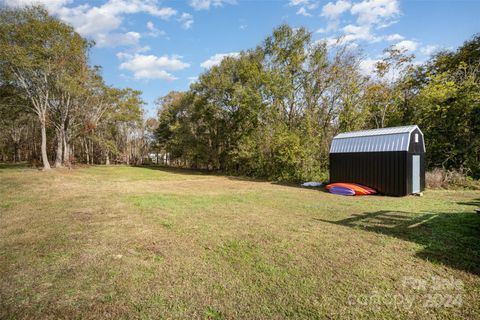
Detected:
left=0, top=164, right=479, bottom=319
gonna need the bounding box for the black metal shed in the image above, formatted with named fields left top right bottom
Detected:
left=329, top=125, right=425, bottom=196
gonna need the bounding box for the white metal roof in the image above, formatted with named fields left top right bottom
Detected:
left=334, top=125, right=418, bottom=139
left=330, top=125, right=424, bottom=153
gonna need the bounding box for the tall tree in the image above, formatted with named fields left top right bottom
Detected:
left=365, top=47, right=414, bottom=128
left=0, top=6, right=88, bottom=169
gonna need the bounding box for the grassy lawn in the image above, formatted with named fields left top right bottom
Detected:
left=0, top=165, right=479, bottom=319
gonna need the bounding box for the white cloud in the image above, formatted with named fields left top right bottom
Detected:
left=297, top=7, right=312, bottom=16
left=179, top=13, right=194, bottom=29
left=343, top=24, right=369, bottom=38
left=317, top=0, right=351, bottom=33
left=57, top=0, right=177, bottom=37
left=342, top=31, right=403, bottom=44
left=290, top=0, right=318, bottom=17
left=189, top=0, right=211, bottom=10
left=350, top=0, right=400, bottom=27
left=360, top=55, right=421, bottom=79
left=393, top=40, right=418, bottom=52
left=317, top=0, right=403, bottom=47
left=200, top=52, right=240, bottom=69
left=377, top=19, right=399, bottom=29
left=135, top=46, right=151, bottom=53
left=188, top=76, right=199, bottom=84
left=316, top=37, right=359, bottom=51
left=420, top=44, right=438, bottom=56
left=359, top=57, right=379, bottom=75
left=342, top=24, right=381, bottom=43
left=189, top=0, right=236, bottom=10
left=58, top=5, right=122, bottom=37
left=116, top=52, right=131, bottom=60
left=116, top=45, right=151, bottom=60
left=289, top=0, right=310, bottom=5
left=146, top=21, right=166, bottom=37
left=321, top=0, right=351, bottom=19
left=89, top=0, right=177, bottom=20
left=6, top=0, right=178, bottom=48
left=385, top=33, right=404, bottom=41
left=118, top=53, right=190, bottom=80
left=4, top=0, right=72, bottom=11
left=95, top=31, right=141, bottom=48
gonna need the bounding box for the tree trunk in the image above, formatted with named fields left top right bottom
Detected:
left=90, top=140, right=94, bottom=164
left=54, top=127, right=63, bottom=168
left=40, top=119, right=51, bottom=170
left=105, top=151, right=110, bottom=165
left=31, top=121, right=38, bottom=165
left=63, top=124, right=70, bottom=166
left=84, top=138, right=90, bottom=164
left=13, top=143, right=17, bottom=163
left=63, top=135, right=70, bottom=165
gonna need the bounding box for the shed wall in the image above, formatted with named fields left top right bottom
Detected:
left=329, top=151, right=408, bottom=196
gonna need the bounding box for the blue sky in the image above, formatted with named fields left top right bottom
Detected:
left=6, top=0, right=480, bottom=117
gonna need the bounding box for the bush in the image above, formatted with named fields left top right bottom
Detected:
left=426, top=168, right=480, bottom=189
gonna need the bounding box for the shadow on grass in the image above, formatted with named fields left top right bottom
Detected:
left=139, top=165, right=291, bottom=181
left=315, top=210, right=480, bottom=275
left=136, top=165, right=220, bottom=176
left=457, top=198, right=480, bottom=207
left=139, top=165, right=335, bottom=193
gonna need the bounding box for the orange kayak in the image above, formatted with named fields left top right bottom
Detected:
left=325, top=183, right=375, bottom=195
left=350, top=183, right=376, bottom=194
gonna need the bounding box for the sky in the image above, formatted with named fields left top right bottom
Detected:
left=4, top=0, right=480, bottom=117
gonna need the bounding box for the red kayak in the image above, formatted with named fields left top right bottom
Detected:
left=326, top=183, right=376, bottom=195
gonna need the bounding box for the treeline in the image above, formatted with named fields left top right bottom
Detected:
left=156, top=25, right=480, bottom=181
left=0, top=6, right=150, bottom=169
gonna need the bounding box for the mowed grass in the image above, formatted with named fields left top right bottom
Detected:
left=0, top=165, right=479, bottom=319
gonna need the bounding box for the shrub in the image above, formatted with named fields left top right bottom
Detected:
left=426, top=168, right=479, bottom=189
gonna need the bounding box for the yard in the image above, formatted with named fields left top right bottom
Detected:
left=0, top=164, right=479, bottom=319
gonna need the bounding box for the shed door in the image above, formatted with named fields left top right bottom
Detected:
left=412, top=155, right=420, bottom=193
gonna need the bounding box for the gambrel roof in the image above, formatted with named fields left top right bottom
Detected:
left=330, top=125, right=424, bottom=153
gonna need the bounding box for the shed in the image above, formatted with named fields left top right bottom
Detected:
left=329, top=125, right=425, bottom=196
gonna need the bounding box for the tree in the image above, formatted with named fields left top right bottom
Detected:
left=0, top=5, right=148, bottom=168
left=110, top=88, right=144, bottom=165
left=414, top=64, right=480, bottom=176
left=154, top=24, right=367, bottom=181
left=263, top=24, right=310, bottom=127
left=0, top=6, right=88, bottom=169
left=51, top=38, right=89, bottom=167
left=365, top=47, right=415, bottom=128
left=0, top=85, right=33, bottom=163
